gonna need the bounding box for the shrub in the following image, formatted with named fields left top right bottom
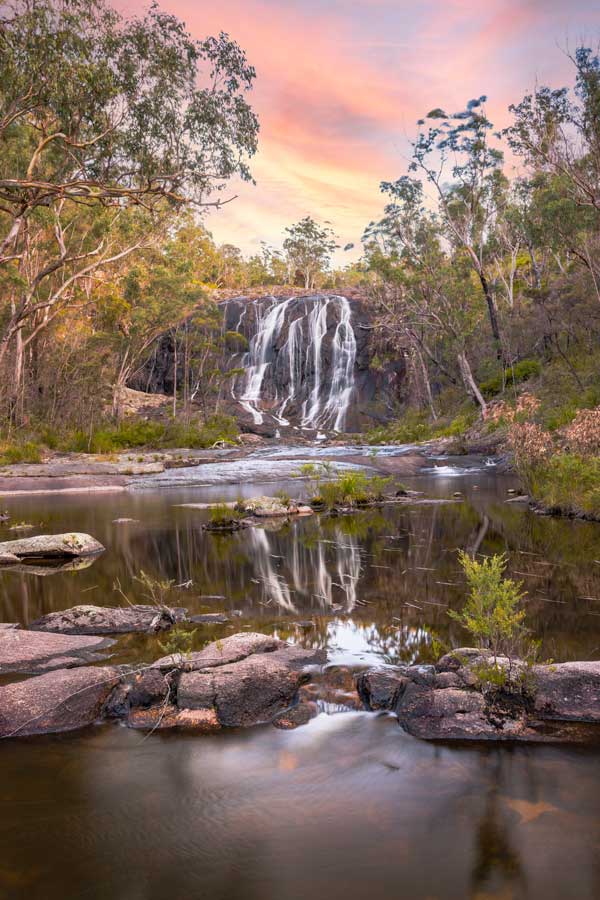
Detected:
left=563, top=407, right=600, bottom=456
left=449, top=552, right=530, bottom=688
left=365, top=410, right=434, bottom=444
left=209, top=503, right=243, bottom=526
left=58, top=414, right=239, bottom=453
left=0, top=441, right=42, bottom=465
left=480, top=359, right=542, bottom=397
left=527, top=454, right=600, bottom=517
left=299, top=466, right=392, bottom=509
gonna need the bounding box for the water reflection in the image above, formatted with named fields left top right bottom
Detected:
left=1, top=715, right=600, bottom=899
left=2, top=472, right=600, bottom=665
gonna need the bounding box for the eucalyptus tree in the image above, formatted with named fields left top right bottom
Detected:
left=408, top=98, right=507, bottom=358
left=507, top=48, right=600, bottom=299
left=283, top=216, right=337, bottom=289
left=0, top=0, right=259, bottom=418
left=364, top=177, right=488, bottom=414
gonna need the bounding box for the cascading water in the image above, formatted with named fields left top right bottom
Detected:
left=237, top=297, right=295, bottom=425
left=230, top=295, right=358, bottom=432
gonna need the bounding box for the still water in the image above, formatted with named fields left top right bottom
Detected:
left=1, top=458, right=600, bottom=899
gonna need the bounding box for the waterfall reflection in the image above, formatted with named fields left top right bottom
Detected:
left=246, top=525, right=362, bottom=612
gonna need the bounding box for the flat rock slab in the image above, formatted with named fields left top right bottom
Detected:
left=0, top=666, right=120, bottom=738
left=189, top=613, right=230, bottom=625
left=0, top=532, right=104, bottom=559
left=0, top=552, right=19, bottom=565
left=0, top=628, right=114, bottom=674
left=29, top=604, right=188, bottom=635
left=153, top=631, right=285, bottom=670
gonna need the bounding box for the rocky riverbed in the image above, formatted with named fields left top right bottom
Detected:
left=2, top=616, right=600, bottom=742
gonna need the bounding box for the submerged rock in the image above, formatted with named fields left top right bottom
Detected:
left=188, top=613, right=230, bottom=625
left=0, top=532, right=104, bottom=559
left=29, top=604, right=188, bottom=635
left=0, top=666, right=119, bottom=738
left=0, top=627, right=114, bottom=675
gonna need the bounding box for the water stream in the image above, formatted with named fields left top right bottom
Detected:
left=2, top=457, right=600, bottom=898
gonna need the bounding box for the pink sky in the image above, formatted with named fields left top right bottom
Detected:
left=126, top=0, right=600, bottom=263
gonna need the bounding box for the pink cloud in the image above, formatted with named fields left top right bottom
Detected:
left=118, top=0, right=600, bottom=261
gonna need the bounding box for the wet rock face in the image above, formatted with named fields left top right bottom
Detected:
left=29, top=604, right=188, bottom=635
left=132, top=293, right=406, bottom=433
left=152, top=631, right=285, bottom=671
left=0, top=632, right=326, bottom=739
left=533, top=661, right=600, bottom=722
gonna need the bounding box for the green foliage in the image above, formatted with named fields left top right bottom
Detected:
left=283, top=216, right=338, bottom=289
left=60, top=414, right=239, bottom=453
left=209, top=503, right=243, bottom=526
left=449, top=552, right=527, bottom=664
left=0, top=440, right=42, bottom=465
left=299, top=466, right=392, bottom=509
left=158, top=626, right=196, bottom=661
left=365, top=410, right=435, bottom=444
left=527, top=454, right=600, bottom=517
left=480, top=359, right=542, bottom=397
left=133, top=570, right=176, bottom=609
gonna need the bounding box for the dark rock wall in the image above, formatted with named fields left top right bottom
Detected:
left=132, top=293, right=406, bottom=433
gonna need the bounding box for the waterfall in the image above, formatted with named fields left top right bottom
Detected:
left=230, top=294, right=357, bottom=432
left=302, top=296, right=357, bottom=432
left=237, top=297, right=294, bottom=425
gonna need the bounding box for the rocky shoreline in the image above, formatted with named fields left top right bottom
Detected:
left=358, top=648, right=600, bottom=743
left=1, top=614, right=599, bottom=742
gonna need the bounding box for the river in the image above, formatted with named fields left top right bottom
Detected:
left=1, top=449, right=600, bottom=898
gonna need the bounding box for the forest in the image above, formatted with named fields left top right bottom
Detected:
left=2, top=0, right=600, bottom=513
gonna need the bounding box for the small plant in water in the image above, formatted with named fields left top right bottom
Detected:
left=134, top=570, right=176, bottom=610
left=449, top=551, right=533, bottom=690
left=209, top=503, right=243, bottom=526
left=158, top=625, right=196, bottom=661
left=273, top=489, right=292, bottom=508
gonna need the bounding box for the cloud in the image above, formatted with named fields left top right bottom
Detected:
left=120, top=0, right=600, bottom=262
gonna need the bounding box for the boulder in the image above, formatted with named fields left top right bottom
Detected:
left=273, top=701, right=318, bottom=729
left=358, top=651, right=600, bottom=742
left=0, top=666, right=120, bottom=737
left=177, top=644, right=326, bottom=727
left=356, top=668, right=410, bottom=711
left=0, top=532, right=104, bottom=559
left=126, top=705, right=221, bottom=732
left=395, top=682, right=523, bottom=741
left=104, top=668, right=173, bottom=719
left=241, top=496, right=299, bottom=517
left=153, top=631, right=284, bottom=671
left=0, top=552, right=19, bottom=566
left=29, top=604, right=188, bottom=635
left=0, top=627, right=114, bottom=674
left=533, top=661, right=600, bottom=722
